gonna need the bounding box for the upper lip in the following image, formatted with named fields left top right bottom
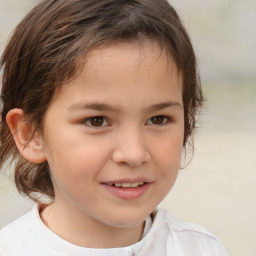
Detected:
left=102, top=177, right=153, bottom=184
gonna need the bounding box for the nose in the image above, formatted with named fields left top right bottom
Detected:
left=111, top=128, right=151, bottom=167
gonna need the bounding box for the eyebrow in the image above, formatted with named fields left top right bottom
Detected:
left=68, top=101, right=183, bottom=113
left=68, top=103, right=118, bottom=112
left=146, top=101, right=183, bottom=113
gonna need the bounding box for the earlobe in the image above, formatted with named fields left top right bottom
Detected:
left=6, top=108, right=47, bottom=163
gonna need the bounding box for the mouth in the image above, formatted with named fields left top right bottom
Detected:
left=105, top=182, right=146, bottom=188
left=101, top=180, right=151, bottom=200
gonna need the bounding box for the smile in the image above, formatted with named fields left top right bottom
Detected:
left=102, top=181, right=151, bottom=200
left=106, top=182, right=145, bottom=188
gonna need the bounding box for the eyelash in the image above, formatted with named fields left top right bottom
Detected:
left=82, top=116, right=109, bottom=128
left=81, top=115, right=173, bottom=129
left=146, top=116, right=172, bottom=126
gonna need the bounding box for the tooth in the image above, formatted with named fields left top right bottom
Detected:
left=122, top=183, right=131, bottom=188
left=112, top=182, right=145, bottom=188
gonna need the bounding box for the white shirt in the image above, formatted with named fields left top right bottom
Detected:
left=0, top=205, right=230, bottom=256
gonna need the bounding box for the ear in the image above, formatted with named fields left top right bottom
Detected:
left=6, top=108, right=47, bottom=163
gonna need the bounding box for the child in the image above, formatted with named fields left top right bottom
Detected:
left=0, top=0, right=230, bottom=255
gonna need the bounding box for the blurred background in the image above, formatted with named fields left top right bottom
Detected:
left=0, top=1, right=255, bottom=255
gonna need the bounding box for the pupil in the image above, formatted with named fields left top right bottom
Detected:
left=91, top=117, right=104, bottom=126
left=152, top=116, right=164, bottom=124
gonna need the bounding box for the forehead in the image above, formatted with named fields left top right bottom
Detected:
left=52, top=40, right=182, bottom=106
left=77, top=40, right=180, bottom=86
left=87, top=40, right=177, bottom=72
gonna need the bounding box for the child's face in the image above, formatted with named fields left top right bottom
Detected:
left=42, top=41, right=184, bottom=229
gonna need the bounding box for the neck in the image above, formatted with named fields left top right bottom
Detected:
left=40, top=201, right=145, bottom=248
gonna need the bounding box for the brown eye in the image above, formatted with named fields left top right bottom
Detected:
left=84, top=116, right=108, bottom=127
left=151, top=116, right=165, bottom=125
left=148, top=116, right=170, bottom=125
left=90, top=117, right=104, bottom=126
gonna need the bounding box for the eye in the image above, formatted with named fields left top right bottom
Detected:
left=82, top=116, right=109, bottom=127
left=146, top=115, right=171, bottom=125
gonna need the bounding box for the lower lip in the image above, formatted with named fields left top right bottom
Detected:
left=101, top=183, right=151, bottom=200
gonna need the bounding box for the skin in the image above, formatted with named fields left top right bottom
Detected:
left=7, top=41, right=184, bottom=248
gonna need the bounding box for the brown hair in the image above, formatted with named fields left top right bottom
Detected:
left=0, top=0, right=203, bottom=202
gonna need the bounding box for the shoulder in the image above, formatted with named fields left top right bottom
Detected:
left=157, top=207, right=217, bottom=237
left=0, top=205, right=38, bottom=255
left=153, top=208, right=230, bottom=255
left=0, top=209, right=32, bottom=240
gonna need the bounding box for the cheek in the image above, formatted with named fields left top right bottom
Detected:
left=157, top=140, right=183, bottom=195
left=152, top=137, right=183, bottom=177
left=45, top=139, right=110, bottom=186
left=48, top=146, right=105, bottom=202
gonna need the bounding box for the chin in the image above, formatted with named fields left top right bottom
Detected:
left=102, top=208, right=152, bottom=228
